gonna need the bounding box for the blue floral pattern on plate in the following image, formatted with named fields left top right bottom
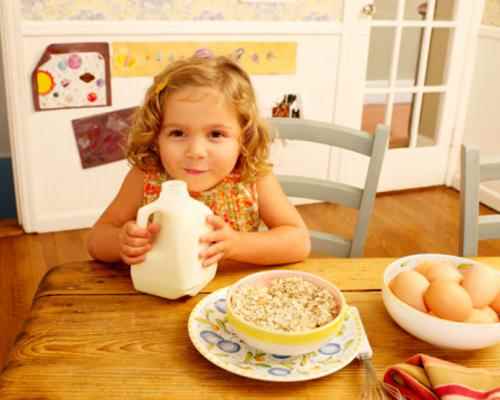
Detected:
left=188, top=287, right=363, bottom=382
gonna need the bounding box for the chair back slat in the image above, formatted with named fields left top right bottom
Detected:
left=277, top=175, right=363, bottom=209
left=268, top=117, right=389, bottom=257
left=267, top=118, right=373, bottom=156
left=459, top=145, right=500, bottom=256
left=310, top=231, right=351, bottom=257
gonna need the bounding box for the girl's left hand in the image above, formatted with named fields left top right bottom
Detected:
left=199, top=215, right=239, bottom=266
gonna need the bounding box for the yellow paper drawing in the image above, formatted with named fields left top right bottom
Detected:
left=111, top=42, right=296, bottom=76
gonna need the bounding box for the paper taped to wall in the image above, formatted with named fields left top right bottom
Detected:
left=72, top=107, right=137, bottom=169
left=32, top=43, right=112, bottom=111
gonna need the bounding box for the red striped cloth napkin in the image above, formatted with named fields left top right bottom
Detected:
left=383, top=354, right=500, bottom=399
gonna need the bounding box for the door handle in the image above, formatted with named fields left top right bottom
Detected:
left=361, top=3, right=376, bottom=17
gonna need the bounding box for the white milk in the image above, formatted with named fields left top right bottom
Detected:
left=130, top=180, right=217, bottom=299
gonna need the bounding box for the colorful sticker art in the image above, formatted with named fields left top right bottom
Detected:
left=111, top=42, right=296, bottom=77
left=32, top=43, right=111, bottom=111
left=72, top=107, right=137, bottom=169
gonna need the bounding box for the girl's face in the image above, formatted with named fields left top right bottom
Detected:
left=158, top=86, right=242, bottom=192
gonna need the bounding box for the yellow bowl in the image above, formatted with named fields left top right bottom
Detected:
left=226, top=270, right=347, bottom=356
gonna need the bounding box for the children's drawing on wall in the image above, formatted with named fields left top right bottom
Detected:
left=72, top=107, right=137, bottom=169
left=272, top=94, right=302, bottom=118
left=111, top=42, right=296, bottom=76
left=32, top=42, right=111, bottom=111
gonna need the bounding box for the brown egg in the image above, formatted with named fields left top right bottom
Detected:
left=389, top=270, right=429, bottom=313
left=424, top=280, right=473, bottom=322
left=415, top=261, right=463, bottom=283
left=415, top=261, right=434, bottom=276
left=415, top=260, right=455, bottom=278
left=423, top=262, right=462, bottom=283
left=464, top=307, right=499, bottom=324
left=491, top=290, right=500, bottom=314
left=461, top=265, right=499, bottom=308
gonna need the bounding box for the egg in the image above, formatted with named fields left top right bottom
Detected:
left=461, top=265, right=499, bottom=308
left=423, top=280, right=473, bottom=322
left=464, top=307, right=499, bottom=324
left=491, top=290, right=500, bottom=314
left=414, top=261, right=440, bottom=276
left=423, top=262, right=462, bottom=283
left=389, top=270, right=429, bottom=313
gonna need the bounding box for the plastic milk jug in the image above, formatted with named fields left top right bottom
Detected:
left=130, top=180, right=217, bottom=299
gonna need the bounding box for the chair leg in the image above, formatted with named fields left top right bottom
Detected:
left=459, top=145, right=480, bottom=257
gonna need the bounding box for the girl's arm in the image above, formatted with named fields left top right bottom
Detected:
left=202, top=173, right=311, bottom=265
left=87, top=166, right=149, bottom=263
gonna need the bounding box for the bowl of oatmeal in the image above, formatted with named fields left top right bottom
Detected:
left=226, top=270, right=347, bottom=356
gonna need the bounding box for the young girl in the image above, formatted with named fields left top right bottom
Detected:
left=87, top=55, right=311, bottom=266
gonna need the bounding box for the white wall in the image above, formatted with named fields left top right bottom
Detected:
left=9, top=22, right=341, bottom=232
left=460, top=26, right=500, bottom=211
left=0, top=31, right=11, bottom=157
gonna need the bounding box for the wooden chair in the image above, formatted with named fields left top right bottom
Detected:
left=459, top=145, right=500, bottom=256
left=267, top=118, right=389, bottom=257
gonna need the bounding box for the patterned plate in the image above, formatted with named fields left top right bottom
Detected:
left=188, top=287, right=363, bottom=382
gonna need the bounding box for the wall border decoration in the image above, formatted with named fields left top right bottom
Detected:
left=111, top=42, right=297, bottom=76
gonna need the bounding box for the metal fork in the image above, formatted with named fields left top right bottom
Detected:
left=353, top=307, right=404, bottom=400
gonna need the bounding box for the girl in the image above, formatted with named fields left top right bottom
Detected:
left=87, top=55, right=311, bottom=266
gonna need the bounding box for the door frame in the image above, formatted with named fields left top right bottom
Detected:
left=0, top=2, right=30, bottom=227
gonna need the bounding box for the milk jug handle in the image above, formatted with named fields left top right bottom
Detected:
left=137, top=203, right=161, bottom=229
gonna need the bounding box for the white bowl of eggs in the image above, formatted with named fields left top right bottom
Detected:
left=382, top=253, right=500, bottom=350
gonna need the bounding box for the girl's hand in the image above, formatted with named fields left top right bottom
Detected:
left=119, top=221, right=160, bottom=265
left=199, top=215, right=240, bottom=266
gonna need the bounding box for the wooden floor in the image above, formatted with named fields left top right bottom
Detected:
left=1, top=185, right=500, bottom=370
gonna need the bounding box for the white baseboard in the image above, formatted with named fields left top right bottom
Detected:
left=290, top=198, right=321, bottom=206
left=450, top=175, right=500, bottom=213
left=30, top=210, right=101, bottom=233
left=477, top=185, right=500, bottom=213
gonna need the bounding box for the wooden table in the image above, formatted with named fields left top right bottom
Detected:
left=1, top=258, right=499, bottom=399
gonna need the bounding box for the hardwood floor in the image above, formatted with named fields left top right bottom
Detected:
left=1, top=185, right=500, bottom=369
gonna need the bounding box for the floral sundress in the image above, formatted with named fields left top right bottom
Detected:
left=143, top=169, right=261, bottom=232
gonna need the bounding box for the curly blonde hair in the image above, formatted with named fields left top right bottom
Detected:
left=127, top=55, right=272, bottom=182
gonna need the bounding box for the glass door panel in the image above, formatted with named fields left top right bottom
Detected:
left=404, top=0, right=427, bottom=20
left=391, top=93, right=416, bottom=148
left=433, top=0, right=456, bottom=20
left=418, top=92, right=443, bottom=147
left=362, top=94, right=388, bottom=133
left=366, top=27, right=396, bottom=88
left=396, top=27, right=424, bottom=87
left=373, top=0, right=399, bottom=20
left=425, top=28, right=454, bottom=86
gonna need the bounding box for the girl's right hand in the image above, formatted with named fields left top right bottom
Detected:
left=119, top=221, right=161, bottom=265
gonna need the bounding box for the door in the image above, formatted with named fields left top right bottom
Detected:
left=333, top=0, right=484, bottom=192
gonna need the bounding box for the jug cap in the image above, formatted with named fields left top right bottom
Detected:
left=160, top=180, right=189, bottom=197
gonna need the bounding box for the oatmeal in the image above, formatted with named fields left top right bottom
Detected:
left=230, top=276, right=339, bottom=332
